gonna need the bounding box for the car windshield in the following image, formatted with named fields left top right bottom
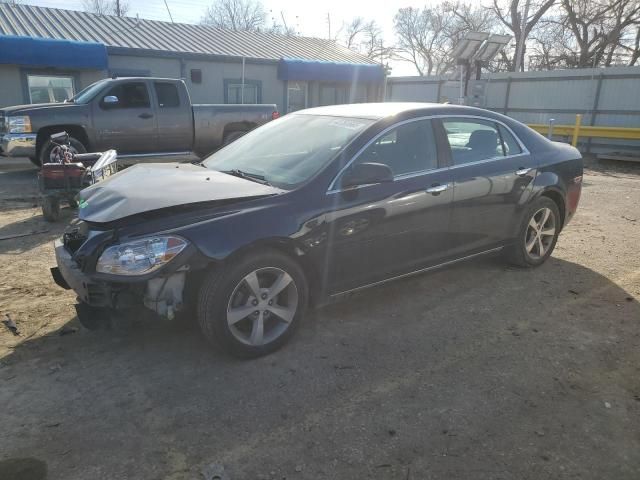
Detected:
left=203, top=114, right=374, bottom=189
left=68, top=79, right=110, bottom=104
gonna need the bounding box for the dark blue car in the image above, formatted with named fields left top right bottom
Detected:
left=52, top=103, right=583, bottom=358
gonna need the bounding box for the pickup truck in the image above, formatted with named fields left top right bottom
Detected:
left=0, top=77, right=278, bottom=166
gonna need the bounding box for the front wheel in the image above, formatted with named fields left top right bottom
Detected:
left=197, top=250, right=308, bottom=358
left=38, top=135, right=86, bottom=166
left=504, top=197, right=561, bottom=267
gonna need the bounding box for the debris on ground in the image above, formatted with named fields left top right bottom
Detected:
left=2, top=314, right=19, bottom=336
left=200, top=462, right=229, bottom=480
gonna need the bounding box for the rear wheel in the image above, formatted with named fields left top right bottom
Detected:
left=197, top=250, right=308, bottom=358
left=504, top=197, right=560, bottom=267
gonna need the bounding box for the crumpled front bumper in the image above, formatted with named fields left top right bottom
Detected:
left=51, top=239, right=114, bottom=307
left=51, top=239, right=187, bottom=318
left=0, top=133, right=37, bottom=157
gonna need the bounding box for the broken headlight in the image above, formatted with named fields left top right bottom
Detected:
left=96, top=236, right=188, bottom=276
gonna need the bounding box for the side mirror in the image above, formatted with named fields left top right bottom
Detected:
left=102, top=95, right=119, bottom=107
left=341, top=162, right=394, bottom=189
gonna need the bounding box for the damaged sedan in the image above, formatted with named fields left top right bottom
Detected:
left=51, top=103, right=582, bottom=358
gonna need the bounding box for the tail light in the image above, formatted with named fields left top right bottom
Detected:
left=271, top=111, right=280, bottom=120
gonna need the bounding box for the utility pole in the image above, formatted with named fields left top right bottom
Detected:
left=327, top=12, right=331, bottom=40
left=514, top=0, right=531, bottom=72
left=115, top=0, right=122, bottom=17
left=163, top=0, right=174, bottom=23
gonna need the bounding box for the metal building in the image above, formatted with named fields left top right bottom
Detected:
left=0, top=4, right=384, bottom=112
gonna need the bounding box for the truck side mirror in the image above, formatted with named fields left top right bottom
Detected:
left=102, top=95, right=119, bottom=107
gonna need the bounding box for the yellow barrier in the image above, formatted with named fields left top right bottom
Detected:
left=528, top=114, right=640, bottom=147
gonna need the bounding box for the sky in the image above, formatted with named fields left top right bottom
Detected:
left=19, top=0, right=429, bottom=75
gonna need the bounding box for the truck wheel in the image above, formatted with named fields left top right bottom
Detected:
left=222, top=131, right=246, bottom=146
left=197, top=250, right=308, bottom=358
left=38, top=135, right=86, bottom=166
left=42, top=195, right=61, bottom=222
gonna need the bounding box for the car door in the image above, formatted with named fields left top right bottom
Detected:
left=91, top=80, right=158, bottom=154
left=441, top=117, right=536, bottom=256
left=322, top=118, right=455, bottom=294
left=151, top=81, right=193, bottom=152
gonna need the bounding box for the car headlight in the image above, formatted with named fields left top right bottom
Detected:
left=96, top=236, right=188, bottom=276
left=7, top=115, right=32, bottom=134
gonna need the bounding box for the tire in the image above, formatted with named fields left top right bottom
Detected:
left=28, top=156, right=40, bottom=167
left=222, top=130, right=246, bottom=146
left=504, top=196, right=561, bottom=268
left=42, top=195, right=61, bottom=222
left=197, top=250, right=308, bottom=358
left=38, top=135, right=86, bottom=166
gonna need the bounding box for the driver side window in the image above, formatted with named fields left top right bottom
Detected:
left=351, top=119, right=438, bottom=177
left=100, top=82, right=150, bottom=109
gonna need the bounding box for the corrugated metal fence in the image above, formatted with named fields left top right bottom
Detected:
left=386, top=66, right=640, bottom=153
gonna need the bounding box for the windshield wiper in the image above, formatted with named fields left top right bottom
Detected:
left=223, top=169, right=272, bottom=186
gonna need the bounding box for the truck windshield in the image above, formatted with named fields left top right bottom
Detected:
left=68, top=79, right=110, bottom=104
left=203, top=114, right=374, bottom=189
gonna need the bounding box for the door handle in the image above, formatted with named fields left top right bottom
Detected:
left=426, top=183, right=449, bottom=194
left=138, top=113, right=154, bottom=119
left=515, top=167, right=531, bottom=176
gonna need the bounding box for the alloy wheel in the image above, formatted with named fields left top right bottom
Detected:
left=525, top=207, right=556, bottom=259
left=226, top=267, right=298, bottom=346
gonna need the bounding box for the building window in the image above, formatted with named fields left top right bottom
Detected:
left=224, top=79, right=261, bottom=104
left=319, top=84, right=349, bottom=106
left=287, top=81, right=307, bottom=112
left=191, top=69, right=202, bottom=84
left=27, top=74, right=74, bottom=103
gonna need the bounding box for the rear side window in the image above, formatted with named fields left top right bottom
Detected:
left=498, top=124, right=523, bottom=155
left=101, top=82, right=150, bottom=109
left=352, top=119, right=438, bottom=177
left=155, top=82, right=180, bottom=108
left=443, top=119, right=503, bottom=165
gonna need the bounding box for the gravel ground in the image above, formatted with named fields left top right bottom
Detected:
left=0, top=157, right=639, bottom=480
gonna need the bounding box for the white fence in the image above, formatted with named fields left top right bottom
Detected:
left=386, top=66, right=640, bottom=152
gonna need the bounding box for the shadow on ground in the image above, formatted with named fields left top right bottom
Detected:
left=1, top=256, right=639, bottom=480
left=0, top=210, right=70, bottom=254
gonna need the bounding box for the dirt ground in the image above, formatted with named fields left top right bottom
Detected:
left=0, top=157, right=639, bottom=480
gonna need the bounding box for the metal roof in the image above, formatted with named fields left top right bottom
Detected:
left=0, top=3, right=376, bottom=65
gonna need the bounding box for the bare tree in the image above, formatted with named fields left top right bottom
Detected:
left=344, top=17, right=367, bottom=49
left=341, top=18, right=394, bottom=63
left=267, top=11, right=298, bottom=36
left=394, top=2, right=497, bottom=76
left=82, top=0, right=129, bottom=17
left=201, top=0, right=266, bottom=31
left=491, top=0, right=557, bottom=71
left=556, top=0, right=640, bottom=67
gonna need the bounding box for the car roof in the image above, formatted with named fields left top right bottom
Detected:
left=294, top=102, right=494, bottom=120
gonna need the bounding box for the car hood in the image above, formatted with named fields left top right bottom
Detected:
left=1, top=102, right=74, bottom=115
left=78, top=163, right=283, bottom=223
